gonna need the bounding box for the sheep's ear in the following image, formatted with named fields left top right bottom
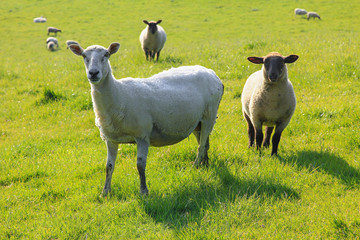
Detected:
left=69, top=44, right=84, bottom=56
left=248, top=57, right=264, bottom=64
left=284, top=55, right=299, bottom=63
left=156, top=20, right=162, bottom=24
left=108, top=43, right=120, bottom=56
left=143, top=20, right=149, bottom=25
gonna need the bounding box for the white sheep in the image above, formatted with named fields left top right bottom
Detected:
left=46, top=37, right=59, bottom=48
left=48, top=27, right=62, bottom=36
left=307, top=12, right=321, bottom=20
left=34, top=16, right=46, bottom=23
left=294, top=8, right=307, bottom=16
left=66, top=40, right=79, bottom=49
left=241, top=52, right=298, bottom=155
left=139, top=20, right=167, bottom=61
left=69, top=42, right=223, bottom=195
left=47, top=42, right=55, bottom=51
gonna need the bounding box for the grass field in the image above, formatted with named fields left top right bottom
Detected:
left=1, top=0, right=360, bottom=239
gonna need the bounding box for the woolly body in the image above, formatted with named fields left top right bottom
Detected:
left=294, top=8, right=307, bottom=16
left=69, top=43, right=223, bottom=195
left=46, top=37, right=59, bottom=48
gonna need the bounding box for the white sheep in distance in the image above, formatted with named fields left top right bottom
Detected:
left=294, top=8, right=307, bottom=16
left=34, top=16, right=46, bottom=23
left=307, top=12, right=321, bottom=20
left=48, top=27, right=62, bottom=36
left=66, top=40, right=79, bottom=49
left=139, top=20, right=167, bottom=61
left=69, top=42, right=224, bottom=195
left=241, top=52, right=298, bottom=156
left=46, top=37, right=59, bottom=48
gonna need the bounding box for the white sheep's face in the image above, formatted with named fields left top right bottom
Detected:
left=82, top=47, right=111, bottom=84
left=69, top=43, right=120, bottom=85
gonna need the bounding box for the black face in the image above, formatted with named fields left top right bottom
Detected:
left=148, top=23, right=158, bottom=34
left=264, top=56, right=285, bottom=82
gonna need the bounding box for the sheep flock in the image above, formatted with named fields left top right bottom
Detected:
left=33, top=7, right=323, bottom=194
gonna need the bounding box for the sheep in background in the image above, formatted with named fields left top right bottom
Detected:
left=307, top=12, right=321, bottom=20
left=46, top=37, right=59, bottom=48
left=139, top=20, right=167, bottom=61
left=47, top=42, right=56, bottom=51
left=294, top=8, right=307, bottom=16
left=69, top=42, right=223, bottom=195
left=48, top=27, right=62, bottom=36
left=34, top=16, right=46, bottom=23
left=66, top=40, right=79, bottom=49
left=241, top=52, right=298, bottom=156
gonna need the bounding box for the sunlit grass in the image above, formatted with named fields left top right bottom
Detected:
left=0, top=0, right=359, bottom=239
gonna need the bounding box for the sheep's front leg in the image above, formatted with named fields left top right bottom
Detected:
left=102, top=140, right=118, bottom=197
left=244, top=112, right=255, bottom=147
left=263, top=126, right=274, bottom=148
left=271, top=122, right=287, bottom=156
left=254, top=122, right=263, bottom=151
left=136, top=139, right=149, bottom=195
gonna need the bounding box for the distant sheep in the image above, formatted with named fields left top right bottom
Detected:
left=241, top=52, right=298, bottom=155
left=139, top=20, right=167, bottom=61
left=307, top=12, right=321, bottom=20
left=34, top=16, right=46, bottom=23
left=47, top=42, right=56, bottom=51
left=66, top=40, right=79, bottom=49
left=294, top=8, right=307, bottom=16
left=48, top=27, right=62, bottom=36
left=69, top=42, right=223, bottom=195
left=46, top=37, right=59, bottom=48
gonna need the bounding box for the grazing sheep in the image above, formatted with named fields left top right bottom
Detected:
left=241, top=52, right=298, bottom=155
left=34, top=16, right=46, bottom=23
left=66, top=40, right=79, bottom=49
left=294, top=8, right=307, bottom=16
left=69, top=42, right=223, bottom=195
left=46, top=37, right=59, bottom=48
left=47, top=42, right=55, bottom=51
left=307, top=12, right=321, bottom=20
left=139, top=20, right=167, bottom=61
left=47, top=27, right=62, bottom=36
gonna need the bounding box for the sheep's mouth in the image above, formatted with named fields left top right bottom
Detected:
left=88, top=78, right=101, bottom=84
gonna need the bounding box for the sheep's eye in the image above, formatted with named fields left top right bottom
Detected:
left=84, top=57, right=89, bottom=63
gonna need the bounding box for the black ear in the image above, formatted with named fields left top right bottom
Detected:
left=143, top=20, right=149, bottom=25
left=247, top=57, right=264, bottom=64
left=284, top=55, right=299, bottom=63
left=69, top=44, right=84, bottom=56
left=156, top=20, right=162, bottom=24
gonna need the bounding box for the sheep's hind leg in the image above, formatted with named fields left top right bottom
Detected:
left=263, top=126, right=274, bottom=148
left=102, top=141, right=119, bottom=197
left=193, top=122, right=210, bottom=167
left=136, top=139, right=149, bottom=195
left=156, top=50, right=161, bottom=62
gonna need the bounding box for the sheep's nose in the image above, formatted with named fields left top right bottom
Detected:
left=89, top=69, right=99, bottom=77
left=269, top=73, right=278, bottom=81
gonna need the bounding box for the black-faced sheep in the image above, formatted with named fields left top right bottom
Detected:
left=48, top=27, right=62, bottom=36
left=139, top=20, right=167, bottom=61
left=46, top=37, right=59, bottom=48
left=241, top=52, right=298, bottom=155
left=69, top=42, right=223, bottom=195
left=307, top=12, right=321, bottom=20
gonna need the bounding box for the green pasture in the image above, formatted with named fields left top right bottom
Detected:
left=1, top=0, right=360, bottom=239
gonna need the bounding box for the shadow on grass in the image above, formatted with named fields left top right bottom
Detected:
left=280, top=150, right=360, bottom=187
left=138, top=161, right=299, bottom=228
